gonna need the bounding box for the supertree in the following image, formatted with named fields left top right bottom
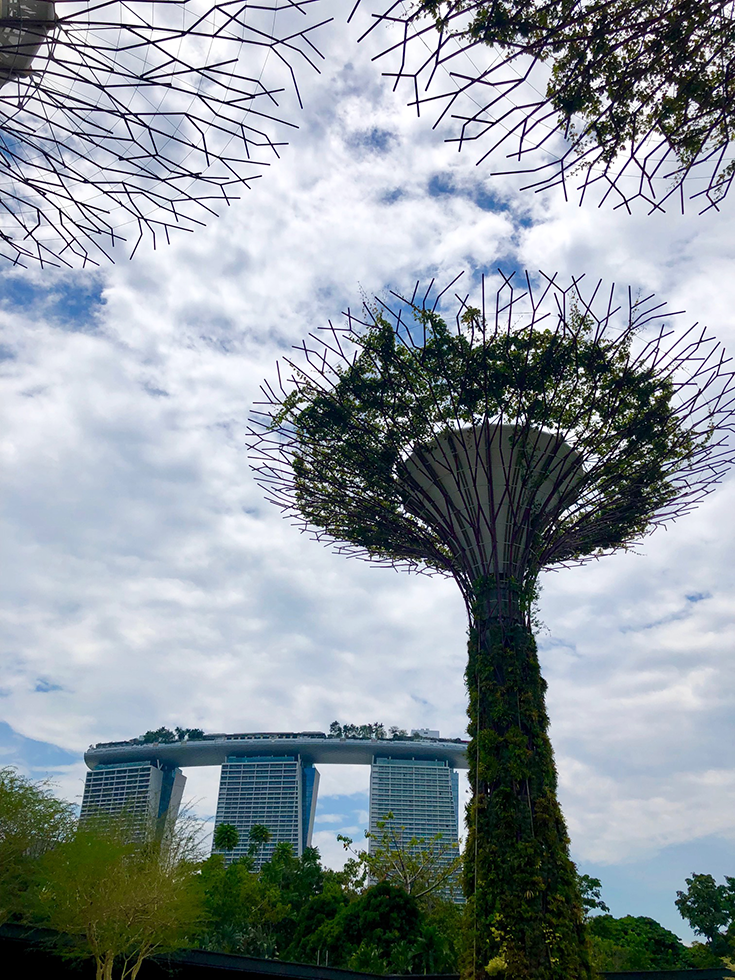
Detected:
left=353, top=1, right=735, bottom=214
left=248, top=271, right=735, bottom=978
left=0, top=0, right=331, bottom=268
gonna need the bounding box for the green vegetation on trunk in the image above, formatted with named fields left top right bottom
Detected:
left=463, top=582, right=590, bottom=979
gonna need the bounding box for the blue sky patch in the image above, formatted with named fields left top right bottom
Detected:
left=428, top=173, right=455, bottom=197
left=0, top=273, right=104, bottom=329
left=348, top=128, right=395, bottom=155
left=34, top=678, right=63, bottom=693
left=0, top=720, right=80, bottom=773
left=380, top=188, right=404, bottom=205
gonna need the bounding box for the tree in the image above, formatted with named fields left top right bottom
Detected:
left=578, top=873, right=610, bottom=921
left=588, top=914, right=698, bottom=971
left=328, top=720, right=389, bottom=739
left=339, top=812, right=462, bottom=903
left=260, top=843, right=324, bottom=908
left=249, top=275, right=735, bottom=979
left=139, top=726, right=205, bottom=743
left=27, top=817, right=203, bottom=980
left=675, top=873, right=735, bottom=953
left=0, top=767, right=76, bottom=925
left=368, top=1, right=735, bottom=210
left=213, top=823, right=240, bottom=852
left=338, top=882, right=423, bottom=970
left=248, top=824, right=273, bottom=859
left=139, top=727, right=176, bottom=744
left=175, top=727, right=205, bottom=741
left=197, top=852, right=290, bottom=957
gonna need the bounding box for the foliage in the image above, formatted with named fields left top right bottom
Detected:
left=213, top=823, right=239, bottom=851
left=25, top=817, right=204, bottom=980
left=688, top=941, right=729, bottom=968
left=340, top=882, right=422, bottom=965
left=267, top=306, right=706, bottom=602
left=328, top=720, right=416, bottom=739
left=139, top=727, right=204, bottom=744
left=198, top=839, right=459, bottom=974
left=418, top=0, right=735, bottom=185
left=328, top=721, right=421, bottom=741
left=248, top=823, right=273, bottom=859
left=578, top=874, right=610, bottom=920
left=0, top=766, right=76, bottom=925
left=197, top=852, right=292, bottom=957
left=338, top=811, right=462, bottom=902
left=329, top=720, right=386, bottom=738
left=588, top=914, right=700, bottom=970
left=463, top=605, right=591, bottom=979
left=675, top=872, right=735, bottom=953
left=297, top=880, right=458, bottom=974
left=285, top=886, right=351, bottom=964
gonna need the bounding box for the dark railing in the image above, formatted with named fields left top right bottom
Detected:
left=2, top=925, right=733, bottom=980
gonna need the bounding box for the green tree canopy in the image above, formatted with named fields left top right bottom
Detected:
left=0, top=766, right=76, bottom=925
left=588, top=914, right=698, bottom=971
left=675, top=872, right=735, bottom=952
left=26, top=818, right=203, bottom=980
left=339, top=812, right=462, bottom=902
left=213, top=823, right=240, bottom=852
left=248, top=823, right=273, bottom=859
left=260, top=286, right=725, bottom=602
left=577, top=873, right=610, bottom=920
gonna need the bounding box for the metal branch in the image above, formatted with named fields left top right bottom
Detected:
left=0, top=0, right=332, bottom=266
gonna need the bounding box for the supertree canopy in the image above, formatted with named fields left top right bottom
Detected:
left=355, top=1, right=735, bottom=213
left=248, top=272, right=735, bottom=979
left=0, top=0, right=331, bottom=267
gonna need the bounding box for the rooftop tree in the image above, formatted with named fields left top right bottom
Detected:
left=248, top=271, right=735, bottom=979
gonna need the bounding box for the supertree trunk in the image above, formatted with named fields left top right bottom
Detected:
left=462, top=579, right=593, bottom=980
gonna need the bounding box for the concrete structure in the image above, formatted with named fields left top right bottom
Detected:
left=369, top=756, right=460, bottom=896
left=403, top=423, right=583, bottom=584
left=85, top=731, right=468, bottom=771
left=79, top=760, right=186, bottom=839
left=213, top=754, right=320, bottom=868
left=84, top=731, right=468, bottom=870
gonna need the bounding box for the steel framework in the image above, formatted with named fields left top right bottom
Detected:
left=0, top=0, right=331, bottom=267
left=351, top=1, right=735, bottom=215
left=249, top=272, right=735, bottom=597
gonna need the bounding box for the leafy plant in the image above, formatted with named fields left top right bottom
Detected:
left=213, top=823, right=240, bottom=852
left=0, top=766, right=76, bottom=925
left=339, top=812, right=462, bottom=902
left=27, top=817, right=203, bottom=980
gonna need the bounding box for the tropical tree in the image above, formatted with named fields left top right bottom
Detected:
left=339, top=812, right=462, bottom=903
left=249, top=275, right=735, bottom=979
left=248, top=823, right=273, bottom=859
left=213, top=823, right=240, bottom=852
left=578, top=873, right=610, bottom=920
left=675, top=873, right=735, bottom=955
left=588, top=914, right=699, bottom=971
left=26, top=817, right=203, bottom=980
left=197, top=851, right=291, bottom=956
left=336, top=881, right=424, bottom=972
left=139, top=727, right=177, bottom=744
left=0, top=766, right=76, bottom=924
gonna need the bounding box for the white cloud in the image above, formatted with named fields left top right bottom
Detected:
left=1, top=0, right=735, bottom=929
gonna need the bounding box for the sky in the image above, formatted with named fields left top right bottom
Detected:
left=2, top=0, right=735, bottom=944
